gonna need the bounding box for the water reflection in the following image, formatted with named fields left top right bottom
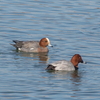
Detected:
left=70, top=70, right=81, bottom=82
left=46, top=70, right=83, bottom=98
left=47, top=70, right=81, bottom=80
left=17, top=52, right=49, bottom=62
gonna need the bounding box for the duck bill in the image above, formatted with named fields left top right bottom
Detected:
left=80, top=60, right=86, bottom=64
left=48, top=44, right=53, bottom=47
left=81, top=60, right=83, bottom=63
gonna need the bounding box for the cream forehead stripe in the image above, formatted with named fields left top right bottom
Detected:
left=46, top=38, right=52, bottom=46
left=46, top=38, right=50, bottom=44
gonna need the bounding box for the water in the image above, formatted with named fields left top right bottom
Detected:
left=0, top=0, right=100, bottom=99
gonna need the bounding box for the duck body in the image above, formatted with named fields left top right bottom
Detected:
left=12, top=40, right=48, bottom=53
left=47, top=60, right=75, bottom=71
left=46, top=54, right=84, bottom=71
left=11, top=38, right=52, bottom=53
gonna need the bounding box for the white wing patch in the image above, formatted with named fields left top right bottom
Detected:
left=30, top=48, right=34, bottom=50
left=18, top=48, right=21, bottom=50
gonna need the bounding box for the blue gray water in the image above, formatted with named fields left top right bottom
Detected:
left=0, top=0, right=100, bottom=99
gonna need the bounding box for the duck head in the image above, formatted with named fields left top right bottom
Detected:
left=70, top=54, right=84, bottom=69
left=39, top=38, right=53, bottom=48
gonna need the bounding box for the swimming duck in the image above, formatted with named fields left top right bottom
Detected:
left=11, top=38, right=52, bottom=53
left=46, top=54, right=84, bottom=71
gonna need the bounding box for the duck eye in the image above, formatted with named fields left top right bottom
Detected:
left=45, top=41, right=47, bottom=42
left=79, top=57, right=82, bottom=60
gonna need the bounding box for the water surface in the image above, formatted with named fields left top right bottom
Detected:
left=0, top=0, right=100, bottom=99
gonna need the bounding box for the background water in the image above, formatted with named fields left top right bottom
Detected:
left=0, top=0, right=100, bottom=99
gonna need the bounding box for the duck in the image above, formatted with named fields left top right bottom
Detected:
left=11, top=38, right=53, bottom=53
left=46, top=54, right=84, bottom=71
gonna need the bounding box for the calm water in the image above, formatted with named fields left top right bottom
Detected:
left=0, top=0, right=100, bottom=99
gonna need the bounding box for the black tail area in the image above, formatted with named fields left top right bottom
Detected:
left=11, top=40, right=23, bottom=48
left=10, top=44, right=16, bottom=47
left=13, top=40, right=20, bottom=43
left=46, top=64, right=56, bottom=70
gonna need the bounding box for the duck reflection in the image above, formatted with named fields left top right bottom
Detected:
left=17, top=52, right=49, bottom=62
left=46, top=70, right=82, bottom=82
left=47, top=70, right=83, bottom=94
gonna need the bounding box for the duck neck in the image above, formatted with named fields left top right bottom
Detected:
left=74, top=66, right=78, bottom=70
left=70, top=59, right=79, bottom=69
